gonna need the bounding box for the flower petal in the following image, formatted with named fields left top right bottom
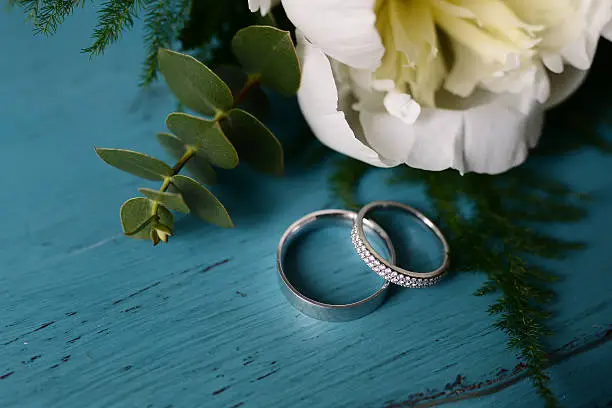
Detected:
left=358, top=112, right=416, bottom=164
left=445, top=42, right=549, bottom=105
left=383, top=91, right=422, bottom=124
left=281, top=0, right=384, bottom=70
left=360, top=106, right=465, bottom=172
left=603, top=20, right=612, bottom=41
left=544, top=65, right=589, bottom=109
left=542, top=53, right=564, bottom=73
left=248, top=0, right=280, bottom=15
left=483, top=63, right=550, bottom=106
left=361, top=90, right=544, bottom=174
left=461, top=94, right=544, bottom=174
left=558, top=0, right=612, bottom=70
left=444, top=42, right=496, bottom=98
left=296, top=32, right=392, bottom=167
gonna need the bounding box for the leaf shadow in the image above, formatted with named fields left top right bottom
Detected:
left=209, top=165, right=281, bottom=228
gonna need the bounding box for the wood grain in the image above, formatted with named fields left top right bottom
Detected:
left=1, top=8, right=611, bottom=408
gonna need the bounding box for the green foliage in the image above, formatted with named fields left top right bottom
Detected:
left=330, top=160, right=590, bottom=407
left=17, top=0, right=83, bottom=35
left=156, top=132, right=217, bottom=185
left=171, top=175, right=233, bottom=228
left=17, top=0, right=146, bottom=59
left=97, top=32, right=301, bottom=244
left=17, top=0, right=295, bottom=84
left=158, top=48, right=234, bottom=117
left=215, top=65, right=270, bottom=118
left=389, top=167, right=583, bottom=407
left=82, top=0, right=144, bottom=56
left=141, top=0, right=189, bottom=86
left=138, top=188, right=190, bottom=214
left=232, top=25, right=301, bottom=96
left=221, top=108, right=283, bottom=175
left=165, top=112, right=238, bottom=169
left=95, top=148, right=172, bottom=180
left=120, top=197, right=173, bottom=241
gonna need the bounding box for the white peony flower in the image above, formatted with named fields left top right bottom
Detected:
left=255, top=0, right=612, bottom=174
left=297, top=32, right=547, bottom=174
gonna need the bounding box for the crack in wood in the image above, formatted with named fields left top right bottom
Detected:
left=212, top=385, right=231, bottom=396
left=2, top=321, right=56, bottom=346
left=113, top=282, right=161, bottom=305
left=22, top=355, right=41, bottom=364
left=384, top=325, right=612, bottom=407
left=255, top=368, right=280, bottom=382
left=201, top=259, right=231, bottom=273
left=67, top=336, right=81, bottom=344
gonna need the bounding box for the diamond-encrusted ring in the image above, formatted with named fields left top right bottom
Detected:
left=277, top=209, right=397, bottom=322
left=352, top=201, right=450, bottom=288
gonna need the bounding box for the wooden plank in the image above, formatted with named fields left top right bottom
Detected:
left=0, top=8, right=611, bottom=408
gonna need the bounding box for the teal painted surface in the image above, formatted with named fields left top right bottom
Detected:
left=1, top=9, right=611, bottom=408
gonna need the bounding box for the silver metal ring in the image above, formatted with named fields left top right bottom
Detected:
left=277, top=209, right=396, bottom=321
left=351, top=201, right=450, bottom=288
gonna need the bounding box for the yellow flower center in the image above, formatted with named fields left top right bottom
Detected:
left=374, top=0, right=545, bottom=107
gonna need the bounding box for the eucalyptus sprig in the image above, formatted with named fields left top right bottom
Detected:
left=96, top=25, right=300, bottom=245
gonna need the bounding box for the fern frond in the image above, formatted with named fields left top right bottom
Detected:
left=140, top=0, right=174, bottom=86
left=140, top=0, right=189, bottom=86
left=18, top=0, right=85, bottom=35
left=82, top=0, right=145, bottom=57
left=329, top=160, right=593, bottom=407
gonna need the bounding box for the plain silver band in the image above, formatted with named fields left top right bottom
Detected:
left=277, top=209, right=396, bottom=321
left=352, top=201, right=450, bottom=288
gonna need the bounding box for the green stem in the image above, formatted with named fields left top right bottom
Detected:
left=214, top=75, right=261, bottom=125
left=233, top=74, right=261, bottom=108
left=145, top=74, right=262, bottom=241
left=124, top=215, right=158, bottom=236
left=170, top=148, right=195, bottom=180
left=152, top=148, right=196, bottom=215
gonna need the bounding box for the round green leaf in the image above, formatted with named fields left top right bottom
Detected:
left=158, top=48, right=233, bottom=116
left=232, top=26, right=300, bottom=96
left=138, top=188, right=190, bottom=214
left=156, top=133, right=217, bottom=185
left=120, top=197, right=173, bottom=240
left=171, top=175, right=233, bottom=228
left=221, top=108, right=283, bottom=175
left=95, top=148, right=172, bottom=181
left=165, top=112, right=238, bottom=169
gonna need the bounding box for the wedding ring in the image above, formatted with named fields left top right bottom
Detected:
left=351, top=201, right=450, bottom=288
left=277, top=209, right=396, bottom=321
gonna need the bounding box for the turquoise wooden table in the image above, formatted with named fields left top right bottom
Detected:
left=1, top=9, right=611, bottom=408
